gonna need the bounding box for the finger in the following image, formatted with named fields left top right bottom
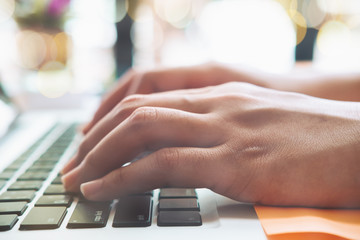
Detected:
left=83, top=70, right=136, bottom=134
left=80, top=147, right=218, bottom=201
left=62, top=107, right=223, bottom=192
left=83, top=64, right=219, bottom=134
left=63, top=89, right=216, bottom=175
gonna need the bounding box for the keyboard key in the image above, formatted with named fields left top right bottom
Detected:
left=0, top=191, right=36, bottom=202
left=158, top=198, right=200, bottom=211
left=52, top=175, right=62, bottom=184
left=44, top=184, right=71, bottom=195
left=3, top=162, right=23, bottom=171
left=37, top=155, right=61, bottom=162
left=113, top=196, right=153, bottom=227
left=157, top=211, right=202, bottom=227
left=17, top=172, right=49, bottom=181
left=0, top=171, right=15, bottom=180
left=67, top=201, right=111, bottom=228
left=19, top=206, right=67, bottom=230
left=32, top=161, right=57, bottom=167
left=26, top=166, right=53, bottom=172
left=0, top=202, right=28, bottom=215
left=36, top=195, right=72, bottom=207
left=131, top=191, right=154, bottom=196
left=0, top=214, right=18, bottom=231
left=8, top=181, right=43, bottom=191
left=159, top=188, right=197, bottom=199
left=0, top=181, right=6, bottom=190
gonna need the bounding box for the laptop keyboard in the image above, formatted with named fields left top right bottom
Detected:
left=0, top=124, right=202, bottom=231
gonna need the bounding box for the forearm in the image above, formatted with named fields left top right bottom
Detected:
left=287, top=73, right=360, bottom=101
left=216, top=62, right=360, bottom=101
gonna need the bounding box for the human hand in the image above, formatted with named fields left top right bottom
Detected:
left=82, top=63, right=266, bottom=134
left=62, top=82, right=360, bottom=208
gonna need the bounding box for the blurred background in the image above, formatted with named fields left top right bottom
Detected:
left=0, top=0, right=359, bottom=110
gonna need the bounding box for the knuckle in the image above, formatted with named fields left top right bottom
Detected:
left=112, top=94, right=148, bottom=120
left=112, top=101, right=135, bottom=120
left=129, top=107, right=159, bottom=125
left=108, top=169, right=127, bottom=187
left=82, top=150, right=98, bottom=170
left=121, top=94, right=145, bottom=105
left=153, top=148, right=180, bottom=173
left=77, top=139, right=91, bottom=158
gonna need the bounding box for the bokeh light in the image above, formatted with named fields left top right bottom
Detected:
left=51, top=32, right=71, bottom=64
left=131, top=18, right=163, bottom=50
left=196, top=0, right=295, bottom=73
left=98, top=0, right=127, bottom=23
left=14, top=30, right=70, bottom=70
left=316, top=20, right=352, bottom=57
left=317, top=0, right=360, bottom=15
left=275, top=0, right=298, bottom=12
left=127, top=0, right=153, bottom=22
left=0, top=0, right=15, bottom=24
left=15, top=30, right=47, bottom=69
left=304, top=0, right=327, bottom=29
left=288, top=9, right=307, bottom=45
left=36, top=61, right=72, bottom=98
left=154, top=0, right=192, bottom=28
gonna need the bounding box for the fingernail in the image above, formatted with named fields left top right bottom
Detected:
left=81, top=179, right=103, bottom=199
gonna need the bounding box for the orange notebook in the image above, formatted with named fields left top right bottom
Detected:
left=254, top=205, right=360, bottom=240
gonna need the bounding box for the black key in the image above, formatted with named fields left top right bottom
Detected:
left=157, top=211, right=202, bottom=226
left=8, top=181, right=43, bottom=191
left=0, top=191, right=36, bottom=202
left=131, top=191, right=154, bottom=196
left=0, top=214, right=18, bottom=231
left=158, top=198, right=200, bottom=211
left=67, top=201, right=111, bottom=228
left=17, top=172, right=49, bottom=181
left=159, top=188, right=197, bottom=199
left=0, top=202, right=27, bottom=215
left=0, top=171, right=15, bottom=180
left=20, top=206, right=67, bottom=230
left=36, top=195, right=72, bottom=207
left=44, top=184, right=71, bottom=195
left=113, top=196, right=152, bottom=227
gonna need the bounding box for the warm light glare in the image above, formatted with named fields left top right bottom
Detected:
left=36, top=61, right=72, bottom=98
left=316, top=20, right=352, bottom=56
left=98, top=0, right=127, bottom=23
left=288, top=9, right=307, bottom=45
left=51, top=32, right=70, bottom=64
left=131, top=18, right=163, bottom=50
left=304, top=0, right=326, bottom=28
left=154, top=0, right=192, bottom=28
left=197, top=0, right=295, bottom=73
left=317, top=0, right=360, bottom=14
left=16, top=30, right=47, bottom=69
left=126, top=0, right=153, bottom=22
left=275, top=0, right=298, bottom=12
left=0, top=0, right=15, bottom=23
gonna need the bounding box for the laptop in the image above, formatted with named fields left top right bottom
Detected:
left=0, top=79, right=266, bottom=239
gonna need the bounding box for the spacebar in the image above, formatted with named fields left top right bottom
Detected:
left=67, top=201, right=111, bottom=228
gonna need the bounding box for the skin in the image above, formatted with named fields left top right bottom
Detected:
left=61, top=63, right=360, bottom=208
